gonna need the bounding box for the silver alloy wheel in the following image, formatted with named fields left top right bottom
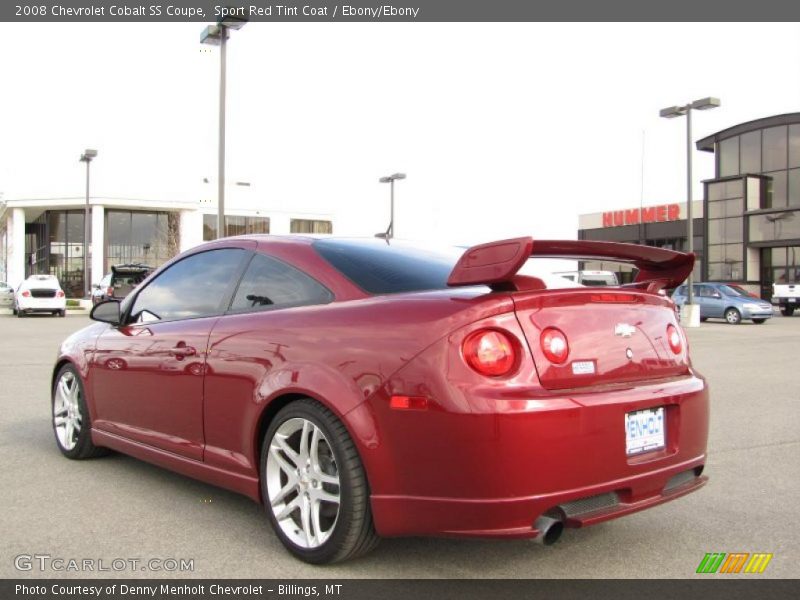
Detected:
left=725, top=309, right=741, bottom=324
left=53, top=371, right=82, bottom=451
left=266, top=417, right=341, bottom=549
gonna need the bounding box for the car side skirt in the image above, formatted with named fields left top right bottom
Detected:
left=91, top=429, right=262, bottom=502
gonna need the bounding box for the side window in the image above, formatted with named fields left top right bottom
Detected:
left=230, top=253, right=333, bottom=312
left=130, top=249, right=245, bottom=322
left=696, top=285, right=710, bottom=298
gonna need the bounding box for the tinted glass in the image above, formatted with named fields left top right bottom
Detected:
left=763, top=126, right=788, bottom=171
left=790, top=125, right=800, bottom=169
left=314, top=239, right=460, bottom=294
left=230, top=253, right=332, bottom=311
left=130, top=249, right=245, bottom=322
left=766, top=171, right=788, bottom=208
left=740, top=131, right=761, bottom=174
left=719, top=137, right=739, bottom=177
left=789, top=169, right=800, bottom=206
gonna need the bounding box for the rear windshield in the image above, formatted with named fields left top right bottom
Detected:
left=581, top=276, right=616, bottom=287
left=313, top=239, right=460, bottom=294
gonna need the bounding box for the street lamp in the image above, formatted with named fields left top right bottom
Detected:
left=377, top=173, right=406, bottom=239
left=200, top=11, right=248, bottom=239
left=659, top=97, right=720, bottom=327
left=79, top=148, right=98, bottom=298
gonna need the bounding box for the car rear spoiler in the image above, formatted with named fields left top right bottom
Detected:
left=447, top=237, right=694, bottom=292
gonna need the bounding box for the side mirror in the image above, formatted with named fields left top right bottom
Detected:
left=90, top=300, right=121, bottom=325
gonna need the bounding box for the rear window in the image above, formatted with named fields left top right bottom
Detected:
left=313, top=239, right=460, bottom=294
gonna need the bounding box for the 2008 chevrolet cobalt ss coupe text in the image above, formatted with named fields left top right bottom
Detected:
left=52, top=236, right=709, bottom=563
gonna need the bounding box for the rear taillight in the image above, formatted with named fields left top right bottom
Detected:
left=666, top=324, right=682, bottom=354
left=107, top=287, right=114, bottom=296
left=21, top=290, right=31, bottom=297
left=462, top=329, right=517, bottom=377
left=56, top=290, right=65, bottom=298
left=540, top=327, right=569, bottom=364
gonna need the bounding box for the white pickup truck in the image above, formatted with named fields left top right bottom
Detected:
left=773, top=283, right=799, bottom=316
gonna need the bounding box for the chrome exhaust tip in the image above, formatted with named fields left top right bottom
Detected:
left=533, top=515, right=564, bottom=545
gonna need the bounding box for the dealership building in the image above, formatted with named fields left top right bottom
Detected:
left=579, top=113, right=800, bottom=298
left=0, top=191, right=333, bottom=297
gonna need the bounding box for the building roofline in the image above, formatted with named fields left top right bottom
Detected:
left=696, top=112, right=800, bottom=152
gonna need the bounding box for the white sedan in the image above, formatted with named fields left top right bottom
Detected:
left=14, top=275, right=67, bottom=318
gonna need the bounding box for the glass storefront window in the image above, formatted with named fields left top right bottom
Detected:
left=707, top=198, right=742, bottom=219
left=719, top=137, right=739, bottom=177
left=290, top=219, right=333, bottom=234
left=708, top=217, right=743, bottom=244
left=765, top=171, right=788, bottom=208
left=105, top=210, right=178, bottom=273
left=708, top=261, right=744, bottom=281
left=203, top=215, right=217, bottom=241
left=202, top=215, right=271, bottom=241
left=708, top=243, right=743, bottom=264
left=789, top=169, right=800, bottom=206
left=762, top=126, right=788, bottom=172
left=789, top=125, right=800, bottom=169
left=749, top=210, right=800, bottom=242
left=740, top=131, right=761, bottom=174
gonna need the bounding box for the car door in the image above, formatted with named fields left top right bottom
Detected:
left=91, top=245, right=252, bottom=460
left=705, top=285, right=725, bottom=318
left=690, top=285, right=706, bottom=317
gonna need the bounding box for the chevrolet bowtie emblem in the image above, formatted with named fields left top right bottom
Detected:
left=614, top=323, right=636, bottom=338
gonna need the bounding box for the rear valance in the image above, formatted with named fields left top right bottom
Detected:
left=447, top=238, right=694, bottom=291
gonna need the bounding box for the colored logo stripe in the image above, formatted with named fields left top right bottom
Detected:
left=719, top=553, right=748, bottom=573
left=697, top=553, right=726, bottom=573
left=697, top=552, right=773, bottom=574
left=744, top=553, right=773, bottom=574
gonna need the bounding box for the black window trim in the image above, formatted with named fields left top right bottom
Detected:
left=223, top=250, right=335, bottom=316
left=121, top=247, right=253, bottom=326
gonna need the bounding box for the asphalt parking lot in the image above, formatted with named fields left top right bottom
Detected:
left=1, top=313, right=798, bottom=579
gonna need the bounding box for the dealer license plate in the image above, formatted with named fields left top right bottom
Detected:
left=625, top=407, right=666, bottom=456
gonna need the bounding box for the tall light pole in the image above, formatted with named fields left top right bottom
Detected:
left=377, top=173, right=406, bottom=239
left=79, top=149, right=98, bottom=298
left=201, top=13, right=247, bottom=239
left=659, top=97, right=720, bottom=327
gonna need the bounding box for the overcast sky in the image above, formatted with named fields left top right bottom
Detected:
left=2, top=22, right=799, bottom=244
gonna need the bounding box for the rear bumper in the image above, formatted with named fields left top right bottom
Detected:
left=372, top=458, right=706, bottom=539
left=17, top=298, right=66, bottom=312
left=362, top=373, right=709, bottom=539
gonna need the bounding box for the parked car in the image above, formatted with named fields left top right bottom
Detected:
left=672, top=282, right=773, bottom=324
left=54, top=236, right=708, bottom=563
left=14, top=274, right=66, bottom=317
left=0, top=281, right=14, bottom=308
left=91, top=264, right=153, bottom=305
left=772, top=281, right=799, bottom=316
left=555, top=270, right=619, bottom=286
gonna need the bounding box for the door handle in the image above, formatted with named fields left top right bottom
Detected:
left=169, top=345, right=197, bottom=359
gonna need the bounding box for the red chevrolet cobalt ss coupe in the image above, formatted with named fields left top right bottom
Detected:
left=52, top=236, right=708, bottom=563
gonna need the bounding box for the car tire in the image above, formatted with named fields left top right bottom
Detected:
left=17, top=309, right=25, bottom=318
left=58, top=310, right=66, bottom=318
left=700, top=317, right=708, bottom=322
left=260, top=398, right=379, bottom=564
left=752, top=318, right=767, bottom=324
left=782, top=306, right=795, bottom=317
left=724, top=308, right=742, bottom=325
left=52, top=364, right=109, bottom=460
